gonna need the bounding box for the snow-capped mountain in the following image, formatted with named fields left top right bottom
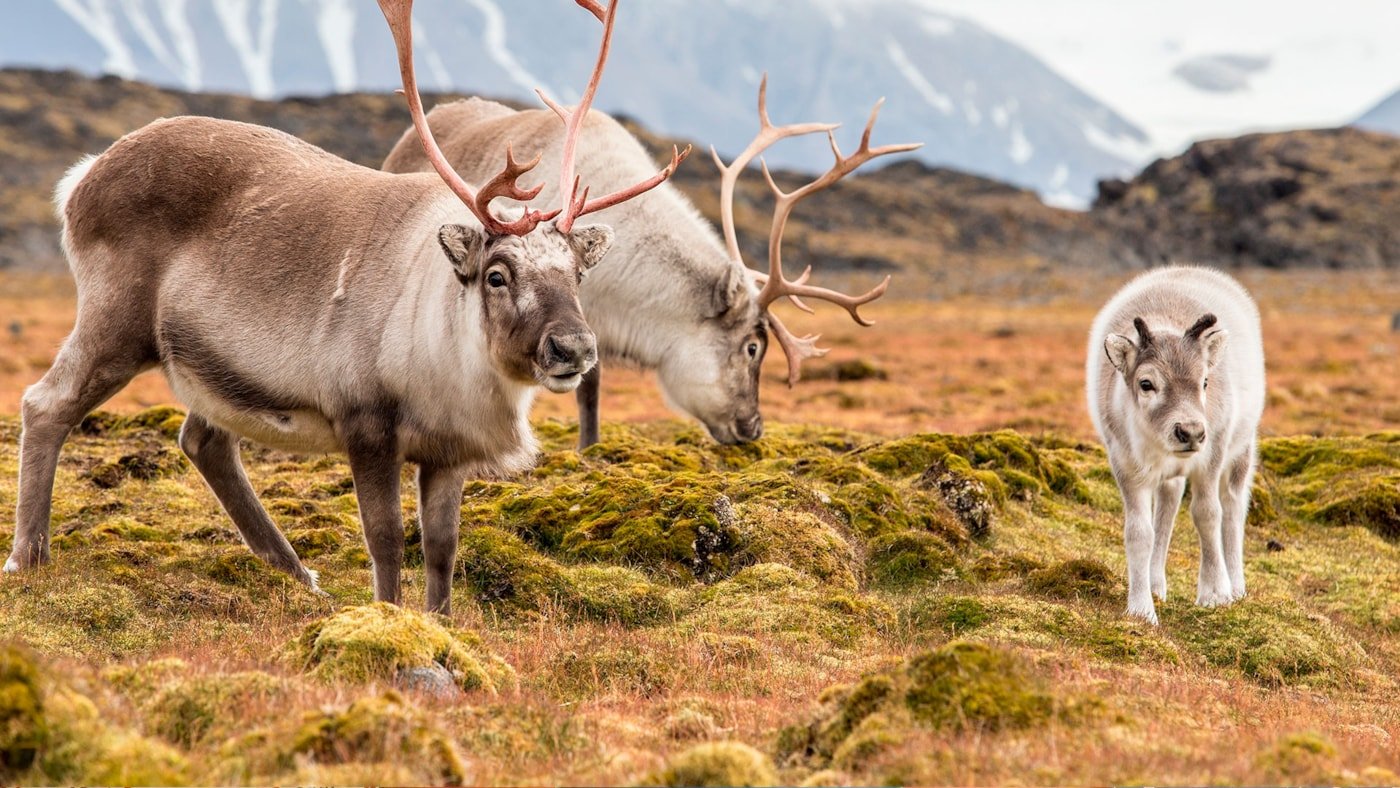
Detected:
left=0, top=0, right=1151, bottom=203
left=1356, top=87, right=1400, bottom=136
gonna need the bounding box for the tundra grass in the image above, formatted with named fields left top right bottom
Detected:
left=1, top=412, right=1398, bottom=785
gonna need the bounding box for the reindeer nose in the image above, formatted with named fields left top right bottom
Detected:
left=544, top=330, right=597, bottom=371
left=736, top=414, right=764, bottom=442
left=1173, top=422, right=1206, bottom=447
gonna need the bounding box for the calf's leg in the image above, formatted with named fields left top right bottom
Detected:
left=1150, top=477, right=1185, bottom=601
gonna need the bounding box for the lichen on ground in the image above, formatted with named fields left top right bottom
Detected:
left=0, top=412, right=1397, bottom=784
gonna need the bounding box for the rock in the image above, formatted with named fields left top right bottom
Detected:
left=396, top=665, right=462, bottom=700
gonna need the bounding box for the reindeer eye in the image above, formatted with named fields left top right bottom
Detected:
left=746, top=342, right=760, bottom=359
left=487, top=271, right=507, bottom=288
left=1139, top=379, right=1155, bottom=393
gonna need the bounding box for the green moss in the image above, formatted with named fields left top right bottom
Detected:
left=0, top=645, right=47, bottom=775
left=867, top=531, right=957, bottom=588
left=1255, top=732, right=1338, bottom=782
left=85, top=449, right=187, bottom=489
left=290, top=603, right=515, bottom=694
left=1313, top=476, right=1400, bottom=540
left=903, top=642, right=1054, bottom=730
left=1166, top=597, right=1367, bottom=686
left=44, top=584, right=138, bottom=633
left=280, top=692, right=465, bottom=785
left=831, top=479, right=915, bottom=537
left=857, top=431, right=1089, bottom=503
left=685, top=564, right=888, bottom=647
left=781, top=641, right=1059, bottom=771
left=733, top=503, right=860, bottom=589
left=123, top=405, right=187, bottom=439
left=457, top=526, right=572, bottom=612
left=288, top=527, right=343, bottom=558
left=1024, top=558, right=1118, bottom=602
left=900, top=595, right=992, bottom=635
left=652, top=742, right=777, bottom=787
left=566, top=565, right=683, bottom=626
left=146, top=671, right=282, bottom=746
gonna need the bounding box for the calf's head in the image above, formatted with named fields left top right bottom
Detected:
left=440, top=222, right=612, bottom=393
left=1105, top=313, right=1228, bottom=455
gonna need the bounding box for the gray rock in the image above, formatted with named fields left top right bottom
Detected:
left=397, top=664, right=462, bottom=700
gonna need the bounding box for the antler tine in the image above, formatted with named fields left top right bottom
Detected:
left=711, top=74, right=839, bottom=268
left=378, top=0, right=551, bottom=236
left=474, top=144, right=561, bottom=224
left=754, top=97, right=920, bottom=324
left=767, top=311, right=829, bottom=387
left=538, top=0, right=687, bottom=233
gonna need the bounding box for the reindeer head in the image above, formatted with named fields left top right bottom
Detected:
left=684, top=77, right=919, bottom=444
left=439, top=222, right=611, bottom=392
left=380, top=0, right=685, bottom=394
left=1105, top=314, right=1228, bottom=456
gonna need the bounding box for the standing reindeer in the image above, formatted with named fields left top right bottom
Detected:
left=384, top=77, right=920, bottom=447
left=3, top=0, right=683, bottom=614
left=1087, top=266, right=1265, bottom=625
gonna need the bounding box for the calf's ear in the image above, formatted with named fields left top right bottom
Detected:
left=568, top=224, right=615, bottom=271
left=1201, top=328, right=1229, bottom=369
left=1105, top=334, right=1137, bottom=374
left=439, top=224, right=488, bottom=284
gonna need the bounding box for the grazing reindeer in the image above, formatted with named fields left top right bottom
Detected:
left=384, top=77, right=919, bottom=447
left=1087, top=266, right=1266, bottom=625
left=4, top=0, right=682, bottom=615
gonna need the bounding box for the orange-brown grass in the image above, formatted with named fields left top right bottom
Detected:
left=0, top=267, right=1397, bottom=785
left=3, top=269, right=1395, bottom=439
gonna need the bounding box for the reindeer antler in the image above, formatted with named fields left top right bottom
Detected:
left=379, top=0, right=558, bottom=236
left=713, top=76, right=922, bottom=385
left=538, top=0, right=691, bottom=233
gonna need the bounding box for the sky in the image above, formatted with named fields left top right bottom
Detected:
left=915, top=0, right=1400, bottom=157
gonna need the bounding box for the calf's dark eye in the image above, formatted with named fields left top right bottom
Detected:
left=747, top=342, right=760, bottom=359
left=487, top=271, right=506, bottom=288
left=1138, top=379, right=1155, bottom=392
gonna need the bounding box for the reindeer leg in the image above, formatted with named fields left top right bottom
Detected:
left=417, top=463, right=467, bottom=614
left=576, top=363, right=601, bottom=450
left=1151, top=477, right=1185, bottom=601
left=343, top=410, right=404, bottom=605
left=7, top=341, right=150, bottom=572
left=179, top=412, right=319, bottom=587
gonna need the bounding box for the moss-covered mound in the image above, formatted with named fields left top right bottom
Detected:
left=779, top=642, right=1060, bottom=770
left=652, top=741, right=778, bottom=787
left=290, top=603, right=515, bottom=694
left=221, top=691, right=466, bottom=785
left=2, top=411, right=1399, bottom=784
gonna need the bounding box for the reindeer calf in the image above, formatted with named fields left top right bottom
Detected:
left=1086, top=266, right=1265, bottom=624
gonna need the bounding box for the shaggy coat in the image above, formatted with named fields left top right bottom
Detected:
left=1087, top=266, right=1266, bottom=624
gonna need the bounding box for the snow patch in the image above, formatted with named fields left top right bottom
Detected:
left=54, top=0, right=138, bottom=78
left=1008, top=123, right=1033, bottom=163
left=922, top=16, right=955, bottom=36
left=156, top=0, right=202, bottom=91
left=1081, top=119, right=1153, bottom=164
left=463, top=0, right=549, bottom=98
left=963, top=100, right=981, bottom=126
left=886, top=38, right=953, bottom=115
left=410, top=19, right=453, bottom=91
left=212, top=0, right=281, bottom=98
left=308, top=0, right=357, bottom=93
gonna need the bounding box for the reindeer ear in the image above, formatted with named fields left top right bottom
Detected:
left=1201, top=328, right=1229, bottom=369
left=707, top=264, right=748, bottom=318
left=1105, top=334, right=1138, bottom=374
left=438, top=224, right=488, bottom=284
left=568, top=224, right=614, bottom=270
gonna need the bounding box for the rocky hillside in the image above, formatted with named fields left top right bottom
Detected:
left=1095, top=127, right=1400, bottom=270
left=0, top=411, right=1397, bottom=784
left=3, top=68, right=1399, bottom=278
left=0, top=67, right=1113, bottom=286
